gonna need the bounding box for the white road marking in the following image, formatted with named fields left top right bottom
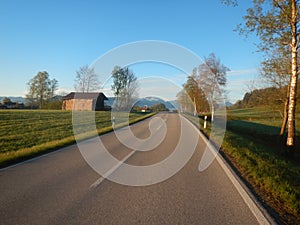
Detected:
left=90, top=150, right=136, bottom=188
left=183, top=116, right=275, bottom=225
left=155, top=118, right=167, bottom=131
left=90, top=115, right=168, bottom=188
left=156, top=125, right=162, bottom=131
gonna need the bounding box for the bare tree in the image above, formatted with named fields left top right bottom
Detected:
left=49, top=78, right=58, bottom=99
left=176, top=87, right=195, bottom=114
left=261, top=49, right=291, bottom=137
left=198, top=53, right=229, bottom=121
left=74, top=65, right=99, bottom=93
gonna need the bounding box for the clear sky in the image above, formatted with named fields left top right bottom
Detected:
left=0, top=0, right=262, bottom=103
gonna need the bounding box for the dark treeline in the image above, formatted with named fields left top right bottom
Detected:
left=231, top=81, right=300, bottom=110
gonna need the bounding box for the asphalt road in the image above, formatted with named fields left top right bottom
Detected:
left=0, top=113, right=270, bottom=225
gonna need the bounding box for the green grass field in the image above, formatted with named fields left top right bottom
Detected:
left=0, top=110, right=155, bottom=168
left=228, top=107, right=300, bottom=128
left=226, top=109, right=300, bottom=223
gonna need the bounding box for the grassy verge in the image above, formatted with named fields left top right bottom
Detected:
left=0, top=110, right=155, bottom=168
left=183, top=108, right=300, bottom=224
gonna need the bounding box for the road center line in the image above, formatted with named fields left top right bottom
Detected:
left=155, top=118, right=167, bottom=131
left=90, top=115, right=167, bottom=188
left=156, top=125, right=162, bottom=131
left=90, top=150, right=136, bottom=189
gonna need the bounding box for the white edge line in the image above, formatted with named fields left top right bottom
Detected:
left=182, top=115, right=276, bottom=225
left=90, top=150, right=136, bottom=188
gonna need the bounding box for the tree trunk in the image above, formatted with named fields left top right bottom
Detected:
left=279, top=84, right=289, bottom=137
left=40, top=93, right=43, bottom=109
left=286, top=0, right=298, bottom=148
left=211, top=104, right=214, bottom=122
left=287, top=66, right=298, bottom=147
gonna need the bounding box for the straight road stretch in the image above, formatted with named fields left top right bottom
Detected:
left=0, top=113, right=273, bottom=225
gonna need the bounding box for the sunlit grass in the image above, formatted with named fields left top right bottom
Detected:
left=184, top=108, right=300, bottom=223
left=0, top=110, right=155, bottom=167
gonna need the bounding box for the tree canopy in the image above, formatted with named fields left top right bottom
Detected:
left=151, top=103, right=169, bottom=112
left=74, top=65, right=99, bottom=93
left=177, top=53, right=228, bottom=116
left=111, top=66, right=138, bottom=110
left=26, top=71, right=58, bottom=109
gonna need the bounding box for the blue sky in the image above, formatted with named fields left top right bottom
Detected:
left=0, top=0, right=262, bottom=102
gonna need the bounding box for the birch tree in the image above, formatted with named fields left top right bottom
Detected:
left=227, top=0, right=300, bottom=148
left=198, top=53, right=229, bottom=121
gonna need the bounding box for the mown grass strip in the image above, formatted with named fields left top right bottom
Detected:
left=221, top=129, right=300, bottom=224
left=183, top=109, right=300, bottom=224
left=0, top=110, right=155, bottom=168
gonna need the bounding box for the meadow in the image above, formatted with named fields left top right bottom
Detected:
left=0, top=110, right=154, bottom=168
left=225, top=108, right=300, bottom=224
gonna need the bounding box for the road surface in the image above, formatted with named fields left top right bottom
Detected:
left=0, top=113, right=271, bottom=224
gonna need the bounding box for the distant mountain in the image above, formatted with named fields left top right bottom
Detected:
left=0, top=96, right=26, bottom=103
left=134, top=97, right=178, bottom=109
left=0, top=95, right=63, bottom=104
left=49, top=95, right=63, bottom=101
left=106, top=97, right=178, bottom=110
left=226, top=102, right=233, bottom=107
